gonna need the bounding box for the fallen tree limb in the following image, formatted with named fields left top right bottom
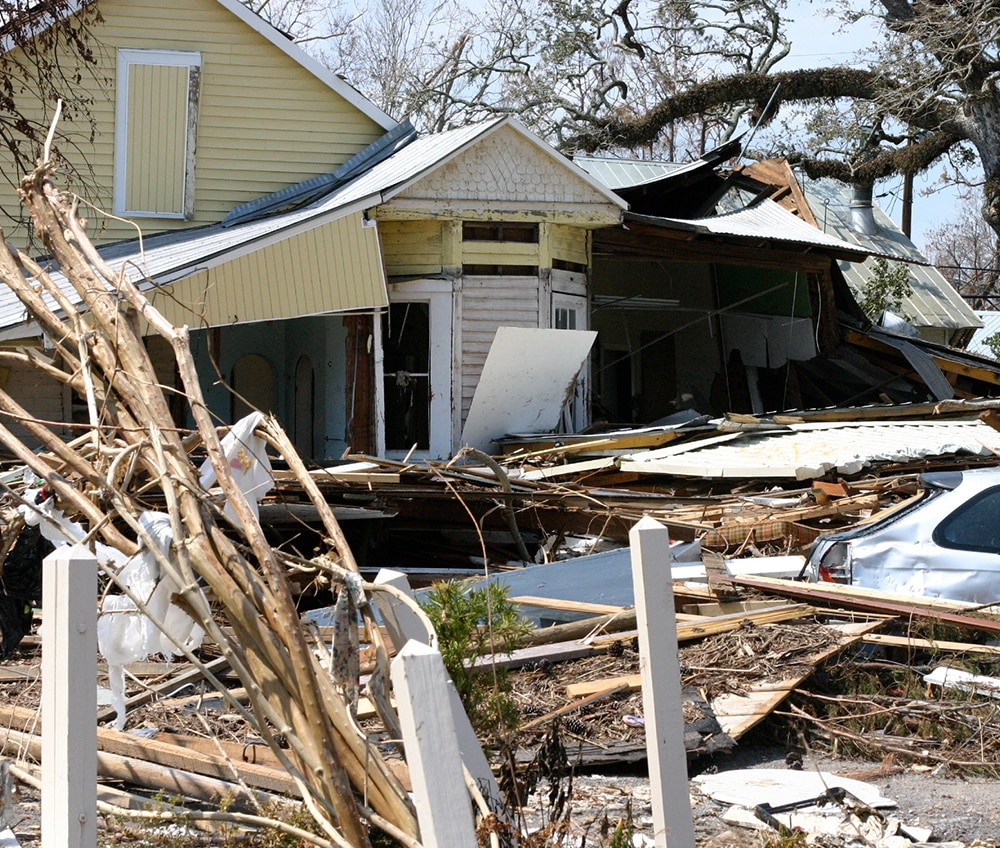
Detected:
left=0, top=155, right=419, bottom=842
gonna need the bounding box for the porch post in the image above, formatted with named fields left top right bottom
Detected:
left=630, top=516, right=696, bottom=848
left=42, top=543, right=97, bottom=848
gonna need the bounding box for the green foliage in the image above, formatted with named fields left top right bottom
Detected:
left=420, top=579, right=532, bottom=739
left=983, top=330, right=1000, bottom=360
left=857, top=256, right=914, bottom=321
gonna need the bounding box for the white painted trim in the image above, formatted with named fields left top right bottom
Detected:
left=210, top=0, right=396, bottom=130
left=375, top=279, right=454, bottom=461
left=0, top=0, right=396, bottom=131
left=629, top=518, right=697, bottom=847
left=390, top=642, right=477, bottom=847
left=114, top=49, right=201, bottom=219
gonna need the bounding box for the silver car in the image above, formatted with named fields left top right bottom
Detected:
left=805, top=467, right=1000, bottom=605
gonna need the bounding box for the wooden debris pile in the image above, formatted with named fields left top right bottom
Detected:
left=0, top=161, right=419, bottom=844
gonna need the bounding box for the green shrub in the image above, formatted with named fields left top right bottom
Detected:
left=420, top=579, right=531, bottom=740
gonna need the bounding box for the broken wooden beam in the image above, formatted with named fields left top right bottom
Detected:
left=727, top=575, right=1000, bottom=636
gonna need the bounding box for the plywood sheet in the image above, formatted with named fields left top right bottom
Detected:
left=461, top=327, right=596, bottom=453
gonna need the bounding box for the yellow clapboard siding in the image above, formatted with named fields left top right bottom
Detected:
left=380, top=221, right=444, bottom=277
left=150, top=213, right=387, bottom=327
left=462, top=242, right=540, bottom=264
left=550, top=223, right=589, bottom=266
left=0, top=0, right=388, bottom=244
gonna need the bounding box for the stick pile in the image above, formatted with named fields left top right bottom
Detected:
left=0, top=162, right=418, bottom=844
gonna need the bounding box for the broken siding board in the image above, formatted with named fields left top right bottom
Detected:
left=549, top=223, right=589, bottom=267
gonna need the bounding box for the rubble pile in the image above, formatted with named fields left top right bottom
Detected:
left=2, top=166, right=1000, bottom=847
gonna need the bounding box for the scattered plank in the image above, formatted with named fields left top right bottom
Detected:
left=712, top=619, right=886, bottom=740
left=508, top=595, right=627, bottom=616
left=863, top=632, right=1000, bottom=657
left=96, top=655, right=231, bottom=724
left=728, top=575, right=1000, bottom=636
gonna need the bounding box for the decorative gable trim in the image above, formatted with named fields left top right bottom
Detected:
left=379, top=120, right=626, bottom=227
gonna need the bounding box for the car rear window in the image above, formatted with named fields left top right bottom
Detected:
left=934, top=485, right=1000, bottom=553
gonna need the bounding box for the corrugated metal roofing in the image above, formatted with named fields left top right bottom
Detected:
left=799, top=177, right=981, bottom=332
left=574, top=157, right=685, bottom=190
left=627, top=198, right=872, bottom=259
left=968, top=311, right=1000, bottom=358
left=574, top=135, right=743, bottom=191
left=619, top=419, right=1000, bottom=480
left=1, top=116, right=625, bottom=336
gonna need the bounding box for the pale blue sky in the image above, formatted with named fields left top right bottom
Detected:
left=780, top=0, right=963, bottom=249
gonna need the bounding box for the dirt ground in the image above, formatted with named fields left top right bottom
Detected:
left=519, top=739, right=1000, bottom=846
left=7, top=739, right=1000, bottom=846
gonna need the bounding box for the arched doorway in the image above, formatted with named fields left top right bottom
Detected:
left=293, top=355, right=315, bottom=458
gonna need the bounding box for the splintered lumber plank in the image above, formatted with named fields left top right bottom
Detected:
left=521, top=609, right=638, bottom=647
left=475, top=639, right=603, bottom=670
left=508, top=596, right=627, bottom=615
left=566, top=674, right=642, bottom=699
left=712, top=619, right=885, bottom=739
left=672, top=603, right=813, bottom=640
left=308, top=469, right=401, bottom=484
left=979, top=409, right=1000, bottom=434
left=525, top=601, right=812, bottom=650
left=728, top=575, right=1000, bottom=635
left=153, top=730, right=286, bottom=769
left=566, top=617, right=881, bottom=709
left=862, top=633, right=1000, bottom=656
left=585, top=603, right=812, bottom=649
left=0, top=724, right=283, bottom=812
left=0, top=665, right=38, bottom=682
left=518, top=457, right=619, bottom=481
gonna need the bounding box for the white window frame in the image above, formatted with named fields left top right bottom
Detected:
left=552, top=291, right=590, bottom=432
left=114, top=48, right=201, bottom=219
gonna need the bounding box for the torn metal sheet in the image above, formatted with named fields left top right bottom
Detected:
left=924, top=666, right=1000, bottom=698
left=620, top=419, right=1000, bottom=479
left=460, top=327, right=596, bottom=453
left=462, top=542, right=698, bottom=627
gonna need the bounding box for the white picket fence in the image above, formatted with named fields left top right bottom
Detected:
left=40, top=518, right=695, bottom=846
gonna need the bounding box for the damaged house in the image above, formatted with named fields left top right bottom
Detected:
left=0, top=0, right=998, bottom=465
left=575, top=152, right=997, bottom=425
